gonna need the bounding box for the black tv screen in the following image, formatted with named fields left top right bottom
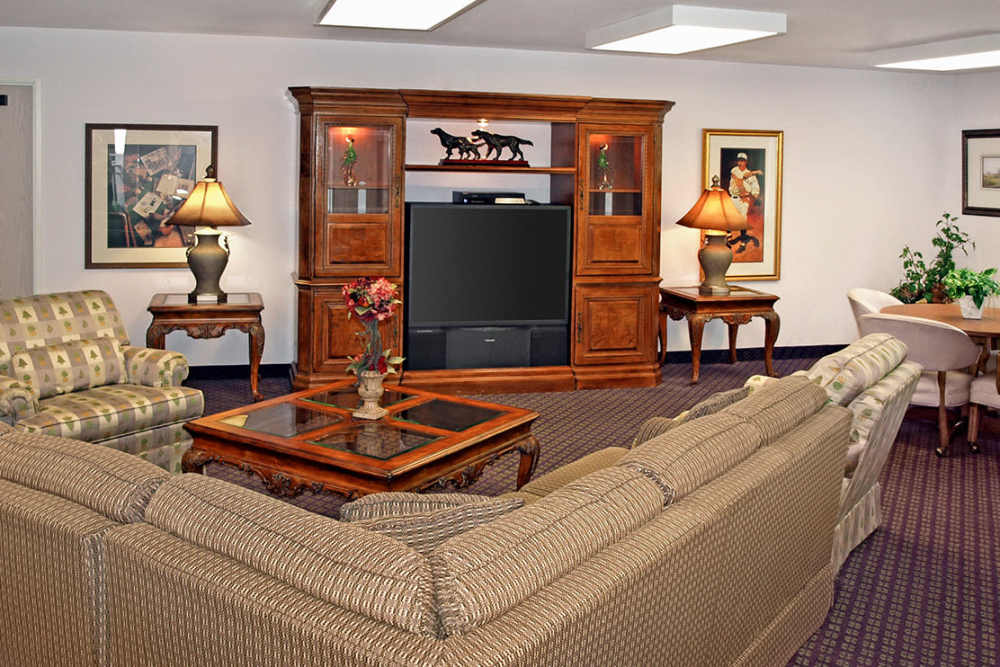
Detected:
left=406, top=203, right=572, bottom=327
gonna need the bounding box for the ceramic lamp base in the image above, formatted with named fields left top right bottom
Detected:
left=698, top=234, right=733, bottom=296
left=187, top=228, right=229, bottom=304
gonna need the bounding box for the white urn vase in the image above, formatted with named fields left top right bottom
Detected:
left=353, top=370, right=388, bottom=420
left=958, top=295, right=984, bottom=319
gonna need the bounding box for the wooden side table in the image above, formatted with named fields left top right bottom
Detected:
left=147, top=293, right=265, bottom=401
left=658, top=285, right=780, bottom=383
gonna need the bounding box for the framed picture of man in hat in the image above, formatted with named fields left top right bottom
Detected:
left=701, top=129, right=783, bottom=281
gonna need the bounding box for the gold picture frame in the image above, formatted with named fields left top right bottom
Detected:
left=701, top=129, right=783, bottom=281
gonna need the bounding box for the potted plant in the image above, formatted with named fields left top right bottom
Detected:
left=942, top=268, right=1000, bottom=319
left=342, top=277, right=404, bottom=419
left=891, top=213, right=974, bottom=303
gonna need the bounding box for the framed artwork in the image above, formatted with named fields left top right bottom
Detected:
left=85, top=124, right=218, bottom=268
left=963, top=129, right=1000, bottom=217
left=701, top=129, right=783, bottom=281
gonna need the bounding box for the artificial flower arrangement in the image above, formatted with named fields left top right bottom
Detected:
left=342, top=277, right=404, bottom=375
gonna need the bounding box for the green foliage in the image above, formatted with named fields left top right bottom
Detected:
left=943, top=268, right=1000, bottom=309
left=890, top=213, right=974, bottom=303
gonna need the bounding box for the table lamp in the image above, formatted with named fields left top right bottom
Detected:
left=675, top=175, right=748, bottom=296
left=166, top=165, right=251, bottom=304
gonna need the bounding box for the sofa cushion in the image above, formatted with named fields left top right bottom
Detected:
left=514, top=446, right=629, bottom=500
left=0, top=290, right=129, bottom=377
left=720, top=375, right=829, bottom=445
left=340, top=491, right=498, bottom=521
left=801, top=333, right=908, bottom=406
left=144, top=474, right=438, bottom=636
left=620, top=413, right=762, bottom=504
left=429, top=466, right=663, bottom=637
left=844, top=360, right=922, bottom=472
left=632, top=386, right=751, bottom=447
left=0, top=429, right=169, bottom=522
left=10, top=338, right=126, bottom=400
left=351, top=497, right=525, bottom=555
left=16, top=384, right=203, bottom=441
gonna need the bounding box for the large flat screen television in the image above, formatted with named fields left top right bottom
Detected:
left=405, top=203, right=572, bottom=328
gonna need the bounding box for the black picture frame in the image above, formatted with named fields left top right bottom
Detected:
left=962, top=128, right=1000, bottom=218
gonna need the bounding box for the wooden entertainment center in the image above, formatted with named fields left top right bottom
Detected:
left=289, top=87, right=673, bottom=393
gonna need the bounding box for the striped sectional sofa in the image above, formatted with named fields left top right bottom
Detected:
left=0, top=290, right=204, bottom=472
left=0, top=374, right=850, bottom=666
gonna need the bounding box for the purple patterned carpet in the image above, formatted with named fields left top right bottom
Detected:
left=188, top=357, right=999, bottom=665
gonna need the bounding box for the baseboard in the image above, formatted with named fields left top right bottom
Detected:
left=187, top=363, right=290, bottom=381
left=662, top=344, right=845, bottom=365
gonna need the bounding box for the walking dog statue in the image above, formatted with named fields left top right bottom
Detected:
left=471, top=130, right=533, bottom=161
left=430, top=128, right=482, bottom=160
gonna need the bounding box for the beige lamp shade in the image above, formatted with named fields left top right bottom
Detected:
left=675, top=175, right=747, bottom=232
left=167, top=166, right=251, bottom=228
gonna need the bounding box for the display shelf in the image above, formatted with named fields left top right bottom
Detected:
left=405, top=164, right=575, bottom=175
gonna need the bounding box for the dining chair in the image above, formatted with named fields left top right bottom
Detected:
left=847, top=288, right=902, bottom=336
left=859, top=313, right=980, bottom=456
left=968, top=372, right=1000, bottom=453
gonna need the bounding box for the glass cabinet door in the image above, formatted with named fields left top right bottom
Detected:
left=316, top=118, right=403, bottom=277
left=577, top=125, right=657, bottom=275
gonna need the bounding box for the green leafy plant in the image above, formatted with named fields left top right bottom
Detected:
left=943, top=268, right=1000, bottom=309
left=891, top=213, right=974, bottom=303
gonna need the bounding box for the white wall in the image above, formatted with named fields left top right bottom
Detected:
left=0, top=26, right=958, bottom=364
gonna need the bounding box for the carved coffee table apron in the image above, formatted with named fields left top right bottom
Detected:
left=182, top=379, right=540, bottom=500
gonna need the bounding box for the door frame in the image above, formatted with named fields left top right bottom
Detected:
left=0, top=79, right=42, bottom=293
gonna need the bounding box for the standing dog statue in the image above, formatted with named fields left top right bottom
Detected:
left=430, top=128, right=482, bottom=160
left=471, top=130, right=533, bottom=161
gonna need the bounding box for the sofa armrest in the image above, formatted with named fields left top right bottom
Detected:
left=123, top=346, right=190, bottom=387
left=0, top=375, right=39, bottom=424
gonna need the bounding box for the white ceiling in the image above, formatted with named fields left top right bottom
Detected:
left=4, top=0, right=1000, bottom=70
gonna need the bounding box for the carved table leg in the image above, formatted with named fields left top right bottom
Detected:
left=515, top=435, right=541, bottom=489
left=248, top=321, right=265, bottom=401
left=687, top=315, right=708, bottom=384
left=181, top=447, right=216, bottom=474
left=658, top=309, right=668, bottom=365
left=727, top=322, right=739, bottom=364
left=761, top=310, right=781, bottom=377
left=146, top=323, right=167, bottom=349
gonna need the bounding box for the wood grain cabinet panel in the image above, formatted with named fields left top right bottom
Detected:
left=310, top=285, right=402, bottom=375
left=573, top=283, right=657, bottom=365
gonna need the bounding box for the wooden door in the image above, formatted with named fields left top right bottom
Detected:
left=310, top=284, right=403, bottom=374
left=313, top=116, right=404, bottom=278
left=575, top=125, right=658, bottom=276
left=573, top=283, right=656, bottom=365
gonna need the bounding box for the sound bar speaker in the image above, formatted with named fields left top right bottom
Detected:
left=530, top=326, right=569, bottom=366
left=405, top=328, right=446, bottom=370
left=446, top=327, right=530, bottom=369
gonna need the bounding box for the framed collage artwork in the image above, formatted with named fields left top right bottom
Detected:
left=85, top=123, right=217, bottom=268
left=701, top=129, right=783, bottom=281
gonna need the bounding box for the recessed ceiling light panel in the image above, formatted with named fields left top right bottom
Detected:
left=318, top=0, right=477, bottom=31
left=874, top=33, right=1000, bottom=72
left=586, top=5, right=786, bottom=55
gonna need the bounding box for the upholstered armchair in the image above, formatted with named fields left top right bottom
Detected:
left=0, top=290, right=204, bottom=472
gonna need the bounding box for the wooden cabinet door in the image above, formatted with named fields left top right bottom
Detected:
left=575, top=125, right=658, bottom=276
left=310, top=284, right=403, bottom=374
left=313, top=116, right=404, bottom=278
left=573, top=283, right=656, bottom=365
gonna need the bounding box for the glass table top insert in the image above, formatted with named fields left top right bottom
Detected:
left=304, top=386, right=411, bottom=411
left=219, top=403, right=343, bottom=438
left=308, top=422, right=440, bottom=460
left=394, top=399, right=503, bottom=432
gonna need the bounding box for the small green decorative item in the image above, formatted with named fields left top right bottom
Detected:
left=597, top=143, right=612, bottom=190
left=342, top=277, right=403, bottom=419
left=342, top=135, right=358, bottom=187
left=943, top=267, right=1000, bottom=319
left=891, top=212, right=974, bottom=303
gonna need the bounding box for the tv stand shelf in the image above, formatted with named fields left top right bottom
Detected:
left=405, top=164, right=576, bottom=175
left=289, top=87, right=674, bottom=393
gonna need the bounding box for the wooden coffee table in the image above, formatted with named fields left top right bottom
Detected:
left=182, top=379, right=540, bottom=500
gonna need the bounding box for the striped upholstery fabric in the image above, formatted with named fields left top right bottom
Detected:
left=10, top=337, right=126, bottom=400
left=801, top=333, right=908, bottom=406
left=620, top=413, right=762, bottom=504
left=0, top=375, right=38, bottom=424
left=0, top=430, right=169, bottom=523
left=0, top=480, right=115, bottom=667
left=145, top=474, right=438, bottom=636
left=352, top=497, right=524, bottom=555
left=16, top=384, right=204, bottom=441
left=0, top=290, right=129, bottom=377
left=340, top=492, right=498, bottom=521
left=720, top=374, right=829, bottom=444
left=843, top=360, right=922, bottom=473
left=512, top=446, right=628, bottom=501
left=429, top=466, right=664, bottom=637
left=632, top=385, right=751, bottom=447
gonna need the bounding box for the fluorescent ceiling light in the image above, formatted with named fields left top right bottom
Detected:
left=586, top=5, right=786, bottom=55
left=318, top=0, right=477, bottom=31
left=874, top=34, right=1000, bottom=72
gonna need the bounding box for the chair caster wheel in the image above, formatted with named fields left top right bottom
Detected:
left=969, top=442, right=980, bottom=454
left=935, top=447, right=947, bottom=457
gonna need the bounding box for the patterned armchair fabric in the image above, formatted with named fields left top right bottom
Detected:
left=0, top=291, right=203, bottom=471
